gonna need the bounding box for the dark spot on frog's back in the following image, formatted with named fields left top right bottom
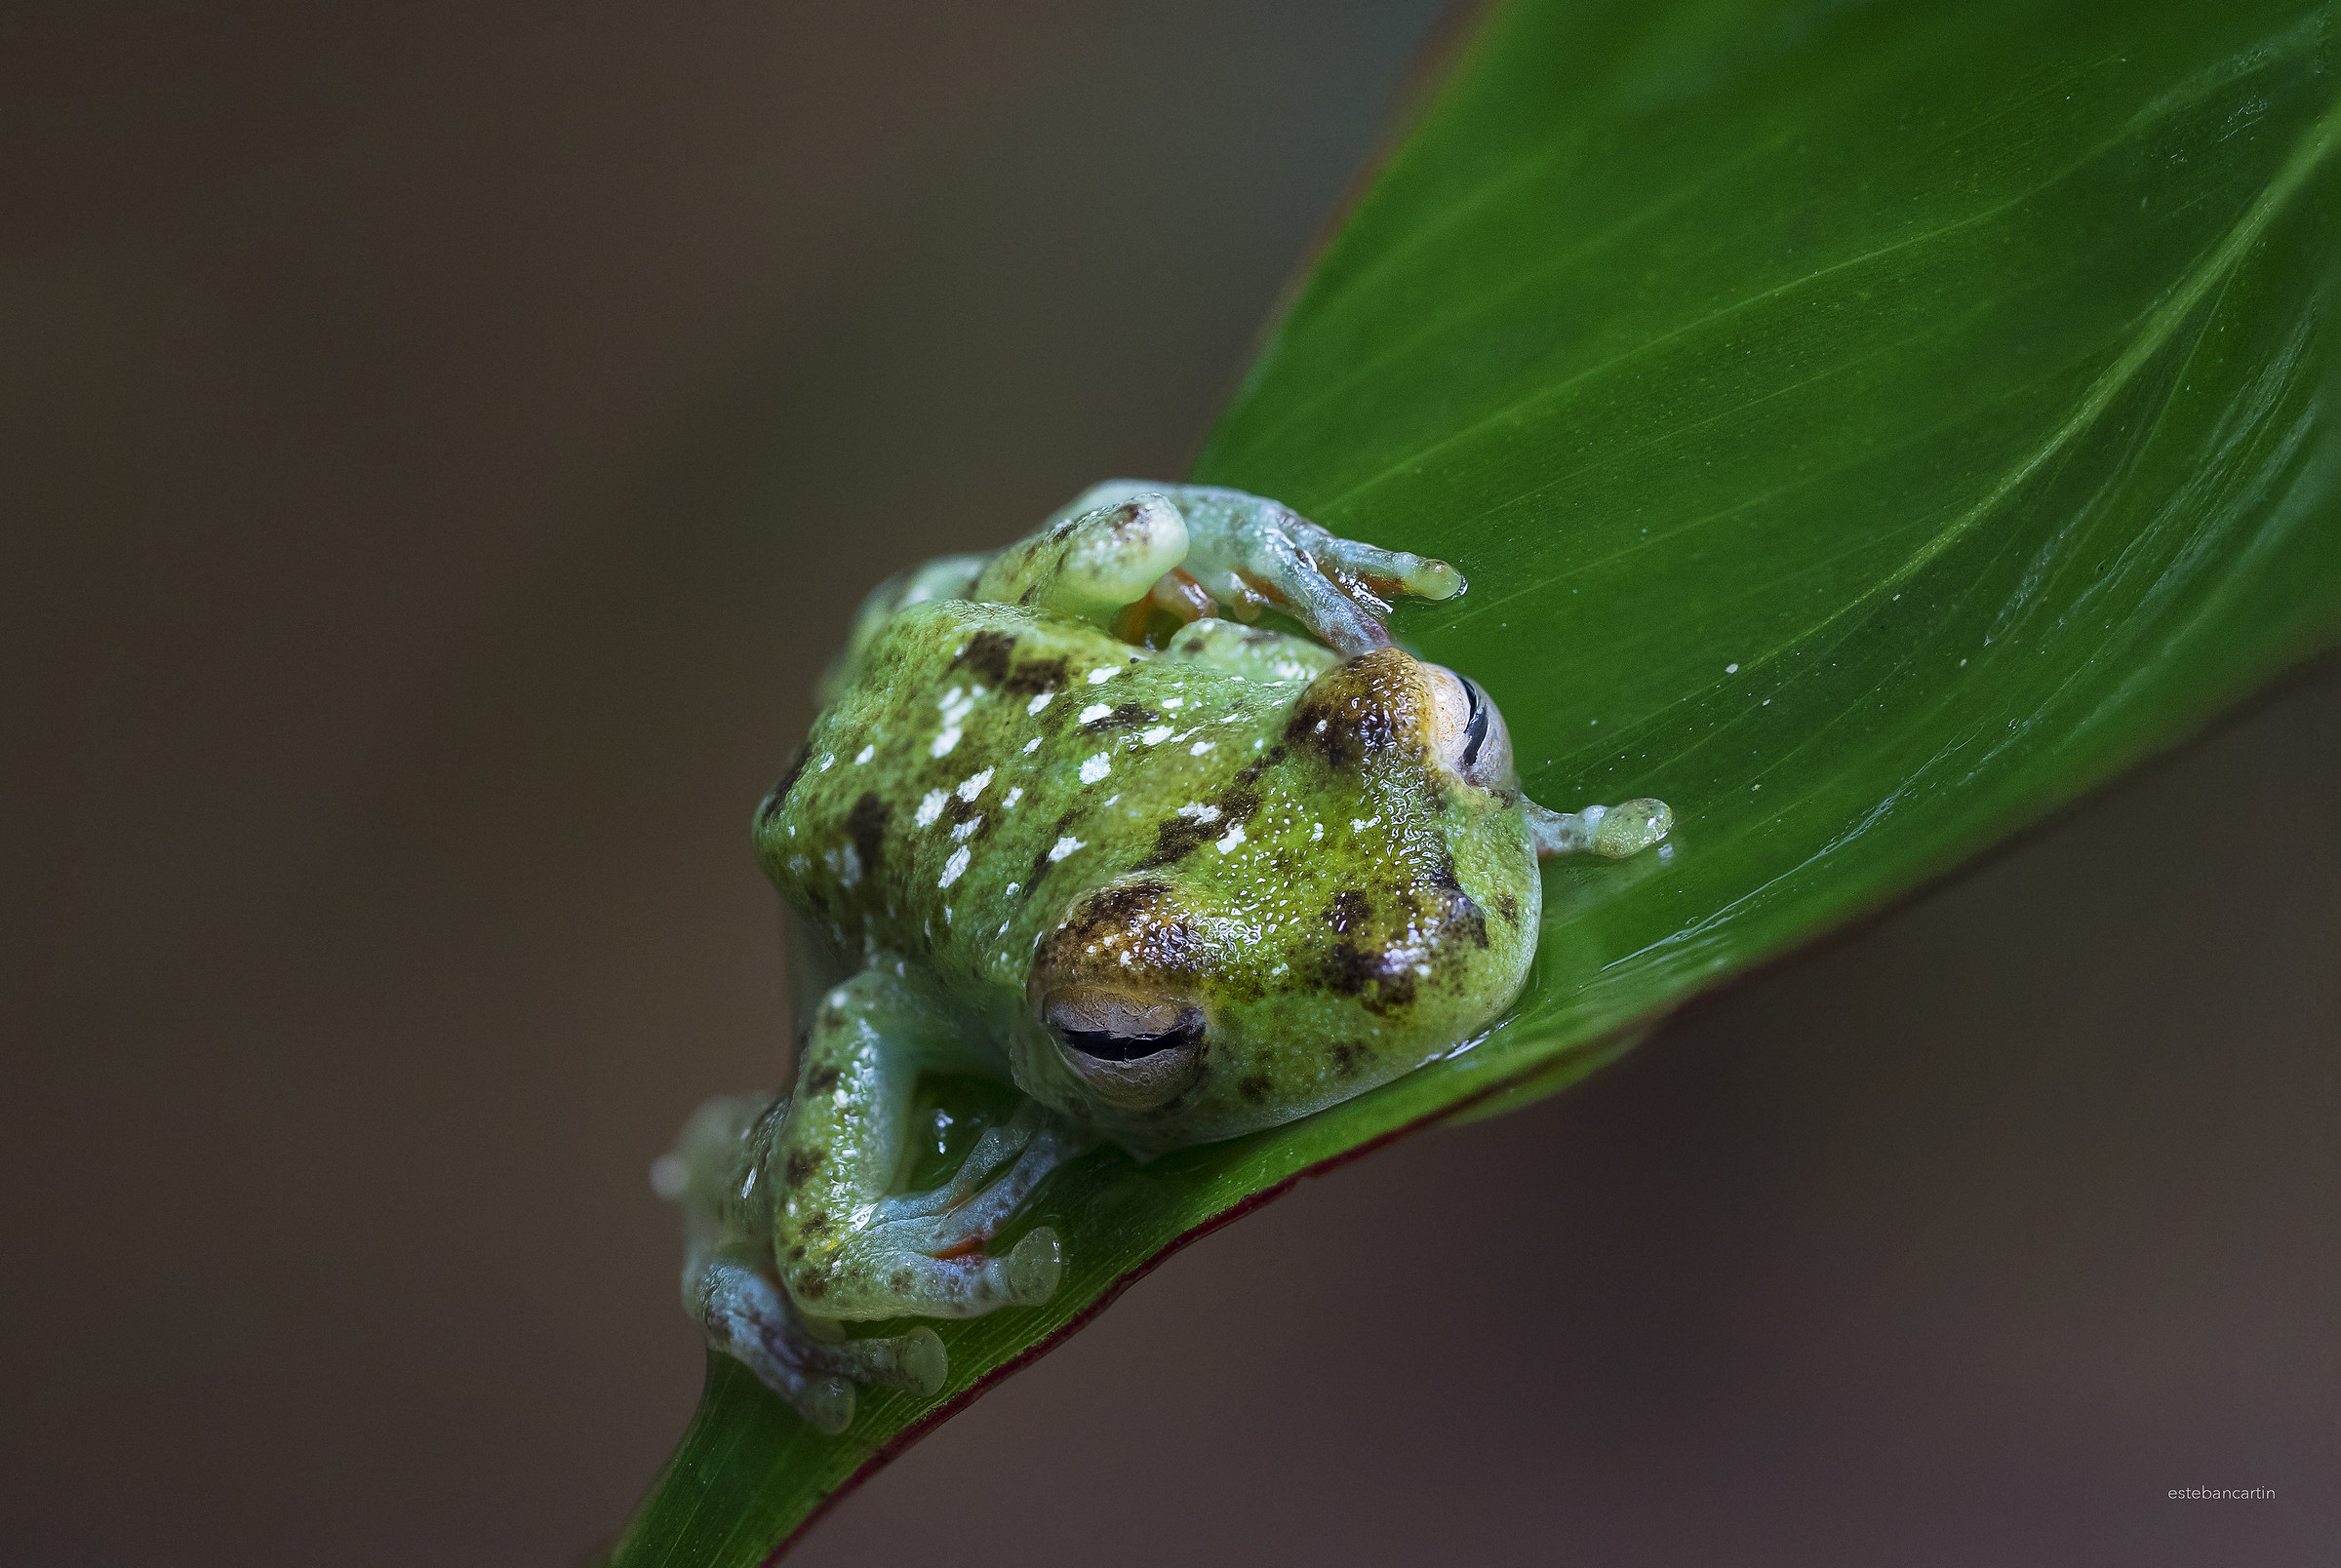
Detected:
left=1286, top=647, right=1419, bottom=770
left=1080, top=700, right=1152, bottom=732
left=847, top=792, right=890, bottom=881
left=783, top=1146, right=826, bottom=1187
left=1044, top=878, right=1170, bottom=952
left=759, top=745, right=811, bottom=827
left=1236, top=1073, right=1272, bottom=1104
left=1495, top=891, right=1521, bottom=927
left=1327, top=938, right=1412, bottom=1003
left=1132, top=749, right=1280, bottom=872
left=1023, top=807, right=1087, bottom=897
left=1328, top=1041, right=1370, bottom=1077
left=1004, top=653, right=1070, bottom=697
left=1424, top=850, right=1489, bottom=950
left=953, top=630, right=1017, bottom=682
left=1325, top=889, right=1371, bottom=933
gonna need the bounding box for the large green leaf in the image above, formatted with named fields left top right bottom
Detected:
left=607, top=2, right=2341, bottom=1561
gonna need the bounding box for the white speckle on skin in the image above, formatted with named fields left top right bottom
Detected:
left=1080, top=753, right=1112, bottom=784
left=854, top=744, right=875, bottom=764
left=1005, top=882, right=1020, bottom=896
left=1088, top=668, right=1114, bottom=685
left=1309, top=822, right=1324, bottom=843
left=1141, top=725, right=1173, bottom=744
left=1314, top=719, right=1328, bottom=733
left=1027, top=691, right=1054, bottom=716
left=938, top=846, right=971, bottom=888
left=915, top=789, right=947, bottom=827
left=1022, top=736, right=1043, bottom=754
left=1003, top=786, right=1023, bottom=808
left=1049, top=836, right=1085, bottom=862
left=1079, top=702, right=1112, bottom=724
left=1176, top=803, right=1220, bottom=822
left=816, top=753, right=834, bottom=771
left=951, top=816, right=982, bottom=842
left=957, top=767, right=993, bottom=802
left=1190, top=740, right=1214, bottom=756
left=931, top=726, right=962, bottom=757
left=1162, top=696, right=1184, bottom=709
left=1215, top=824, right=1247, bottom=853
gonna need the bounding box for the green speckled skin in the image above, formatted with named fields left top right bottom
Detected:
left=659, top=485, right=1668, bottom=1430
left=760, top=598, right=1541, bottom=1151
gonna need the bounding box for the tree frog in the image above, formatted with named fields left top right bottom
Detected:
left=655, top=483, right=1672, bottom=1431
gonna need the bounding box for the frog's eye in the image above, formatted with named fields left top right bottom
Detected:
left=1042, top=987, right=1207, bottom=1111
left=1424, top=664, right=1517, bottom=790
left=1459, top=678, right=1491, bottom=771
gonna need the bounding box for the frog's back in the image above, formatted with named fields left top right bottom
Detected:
left=756, top=600, right=1275, bottom=1015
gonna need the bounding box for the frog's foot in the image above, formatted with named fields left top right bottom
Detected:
left=1528, top=798, right=1674, bottom=858
left=782, top=1104, right=1087, bottom=1321
left=694, top=1256, right=946, bottom=1433
left=1152, top=484, right=1464, bottom=655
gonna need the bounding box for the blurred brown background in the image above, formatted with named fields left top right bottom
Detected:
left=3, top=4, right=2333, bottom=1564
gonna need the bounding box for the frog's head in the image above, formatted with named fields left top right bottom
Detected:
left=1015, top=647, right=1573, bottom=1149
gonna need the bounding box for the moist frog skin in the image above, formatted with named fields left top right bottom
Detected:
left=656, top=483, right=1672, bottom=1431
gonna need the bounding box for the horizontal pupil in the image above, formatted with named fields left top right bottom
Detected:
left=1058, top=1022, right=1199, bottom=1063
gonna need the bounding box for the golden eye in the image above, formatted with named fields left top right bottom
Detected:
left=1423, top=663, right=1517, bottom=790
left=1043, top=987, right=1207, bottom=1111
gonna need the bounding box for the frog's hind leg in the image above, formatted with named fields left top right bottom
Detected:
left=657, top=1094, right=946, bottom=1432
left=1141, top=483, right=1464, bottom=655
left=774, top=967, right=1084, bottom=1322
left=972, top=490, right=1190, bottom=630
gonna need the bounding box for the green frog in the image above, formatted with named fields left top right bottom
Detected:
left=656, top=483, right=1671, bottom=1431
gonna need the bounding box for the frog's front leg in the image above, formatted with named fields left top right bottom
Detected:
left=1066, top=481, right=1466, bottom=654
left=1528, top=798, right=1675, bottom=859
left=660, top=1094, right=949, bottom=1433
left=775, top=967, right=1077, bottom=1321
